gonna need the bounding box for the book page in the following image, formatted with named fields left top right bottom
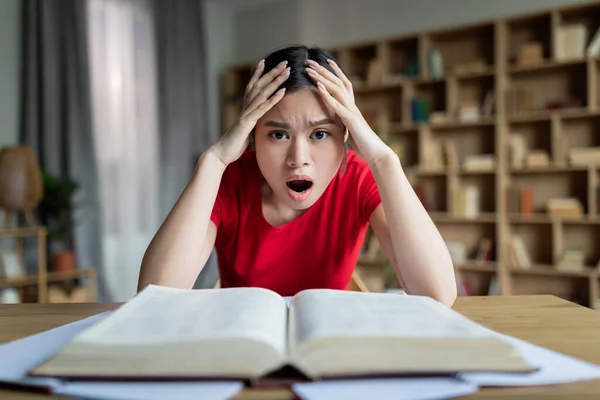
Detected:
left=287, top=290, right=532, bottom=378
left=290, top=289, right=493, bottom=347
left=76, top=285, right=288, bottom=355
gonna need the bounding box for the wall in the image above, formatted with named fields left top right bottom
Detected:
left=0, top=0, right=21, bottom=147
left=201, top=0, right=237, bottom=144
left=233, top=0, right=593, bottom=63
left=235, top=0, right=300, bottom=63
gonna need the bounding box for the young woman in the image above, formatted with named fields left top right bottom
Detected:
left=138, top=45, right=457, bottom=306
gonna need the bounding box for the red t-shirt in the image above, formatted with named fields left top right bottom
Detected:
left=210, top=149, right=382, bottom=296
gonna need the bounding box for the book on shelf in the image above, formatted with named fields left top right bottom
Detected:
left=507, top=186, right=534, bottom=216
left=546, top=198, right=584, bottom=219
left=525, top=150, right=550, bottom=169
left=555, top=23, right=587, bottom=61
left=450, top=184, right=480, bottom=218
left=509, top=234, right=532, bottom=269
left=568, top=147, right=600, bottom=167
left=509, top=133, right=527, bottom=169
left=462, top=154, right=495, bottom=171
left=28, top=285, right=535, bottom=383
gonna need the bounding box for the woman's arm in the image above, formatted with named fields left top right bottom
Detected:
left=138, top=59, right=290, bottom=291
left=368, top=153, right=457, bottom=306
left=137, top=150, right=225, bottom=291
left=305, top=59, right=456, bottom=306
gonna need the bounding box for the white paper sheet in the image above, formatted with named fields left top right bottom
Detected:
left=53, top=381, right=244, bottom=400
left=0, top=311, right=110, bottom=390
left=0, top=311, right=244, bottom=400
left=292, top=378, right=479, bottom=400
left=459, top=331, right=600, bottom=386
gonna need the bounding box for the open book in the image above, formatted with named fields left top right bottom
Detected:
left=30, top=285, right=534, bottom=382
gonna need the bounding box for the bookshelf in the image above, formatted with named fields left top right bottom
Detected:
left=0, top=226, right=98, bottom=304
left=220, top=1, right=600, bottom=308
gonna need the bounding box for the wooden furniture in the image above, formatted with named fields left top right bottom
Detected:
left=221, top=1, right=600, bottom=308
left=0, top=226, right=98, bottom=304
left=1, top=295, right=600, bottom=398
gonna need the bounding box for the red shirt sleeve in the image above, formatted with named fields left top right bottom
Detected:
left=357, top=159, right=382, bottom=222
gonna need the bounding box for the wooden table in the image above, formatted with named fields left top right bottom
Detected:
left=1, top=295, right=600, bottom=399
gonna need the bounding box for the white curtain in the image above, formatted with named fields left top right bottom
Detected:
left=86, top=0, right=160, bottom=302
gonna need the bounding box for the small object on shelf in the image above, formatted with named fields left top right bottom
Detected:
left=516, top=42, right=544, bottom=66
left=452, top=58, right=487, bottom=74
left=556, top=249, right=585, bottom=272
left=509, top=133, right=527, bottom=169
left=0, top=146, right=44, bottom=228
left=429, top=111, right=449, bottom=124
left=446, top=241, right=466, bottom=265
left=427, top=48, right=443, bottom=78
left=0, top=288, right=20, bottom=304
left=475, top=238, right=493, bottom=263
left=410, top=98, right=429, bottom=122
left=457, top=102, right=480, bottom=122
left=525, top=150, right=550, bottom=169
left=0, top=251, right=26, bottom=281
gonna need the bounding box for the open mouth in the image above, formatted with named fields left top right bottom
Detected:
left=286, top=180, right=313, bottom=193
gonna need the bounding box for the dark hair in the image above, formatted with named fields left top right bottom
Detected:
left=260, top=45, right=342, bottom=93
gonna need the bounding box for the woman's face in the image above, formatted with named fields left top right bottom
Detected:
left=254, top=87, right=346, bottom=211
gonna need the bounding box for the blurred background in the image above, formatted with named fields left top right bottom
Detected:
left=0, top=0, right=598, bottom=306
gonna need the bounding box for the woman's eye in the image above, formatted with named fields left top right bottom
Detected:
left=311, top=130, right=329, bottom=140
left=269, top=131, right=288, bottom=140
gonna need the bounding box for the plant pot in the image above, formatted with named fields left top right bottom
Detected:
left=52, top=250, right=76, bottom=273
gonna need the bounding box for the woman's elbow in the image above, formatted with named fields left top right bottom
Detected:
left=436, top=283, right=457, bottom=307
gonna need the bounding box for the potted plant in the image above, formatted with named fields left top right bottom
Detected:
left=39, top=170, right=78, bottom=273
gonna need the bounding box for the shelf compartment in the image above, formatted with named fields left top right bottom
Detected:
left=509, top=224, right=554, bottom=266
left=0, top=269, right=95, bottom=290
left=429, top=124, right=495, bottom=173
left=355, top=87, right=404, bottom=131
left=562, top=224, right=600, bottom=267
left=510, top=269, right=590, bottom=307
left=452, top=74, right=495, bottom=121
left=555, top=3, right=600, bottom=62
left=507, top=119, right=552, bottom=169
left=440, top=225, right=496, bottom=267
left=410, top=80, right=447, bottom=122
left=560, top=114, right=600, bottom=151
left=413, top=175, right=446, bottom=213
left=426, top=22, right=495, bottom=76
left=507, top=61, right=588, bottom=116
left=386, top=130, right=419, bottom=169
left=387, top=36, right=419, bottom=79
left=507, top=12, right=552, bottom=66
left=509, top=171, right=589, bottom=215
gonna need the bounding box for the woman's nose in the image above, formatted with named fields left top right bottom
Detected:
left=287, top=139, right=310, bottom=168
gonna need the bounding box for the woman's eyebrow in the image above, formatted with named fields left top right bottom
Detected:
left=264, top=121, right=289, bottom=128
left=309, top=118, right=335, bottom=126
left=263, top=118, right=335, bottom=128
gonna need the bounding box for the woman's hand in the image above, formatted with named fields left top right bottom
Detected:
left=211, top=59, right=290, bottom=168
left=306, top=59, right=393, bottom=166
